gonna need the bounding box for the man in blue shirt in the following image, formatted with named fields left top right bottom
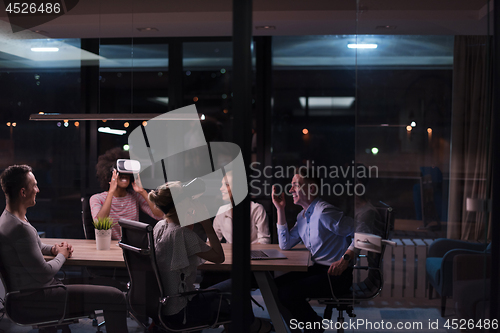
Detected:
left=273, top=169, right=355, bottom=332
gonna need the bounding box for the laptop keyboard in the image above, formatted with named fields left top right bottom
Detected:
left=250, top=250, right=268, bottom=259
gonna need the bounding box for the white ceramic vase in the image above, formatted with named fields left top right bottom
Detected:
left=95, top=229, right=112, bottom=250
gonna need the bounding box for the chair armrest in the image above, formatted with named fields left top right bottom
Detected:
left=440, top=249, right=485, bottom=293
left=6, top=284, right=69, bottom=325
left=428, top=238, right=487, bottom=257
left=453, top=254, right=491, bottom=282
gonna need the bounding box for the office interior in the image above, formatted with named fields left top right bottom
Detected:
left=0, top=0, right=498, bottom=332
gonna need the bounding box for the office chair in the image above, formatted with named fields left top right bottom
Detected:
left=314, top=202, right=394, bottom=333
left=118, top=218, right=231, bottom=332
left=0, top=257, right=102, bottom=333
left=81, top=196, right=95, bottom=240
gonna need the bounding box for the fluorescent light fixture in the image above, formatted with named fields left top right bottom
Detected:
left=347, top=44, right=378, bottom=49
left=31, top=47, right=59, bottom=52
left=149, top=97, right=169, bottom=106
left=98, top=127, right=126, bottom=135
left=299, top=97, right=355, bottom=109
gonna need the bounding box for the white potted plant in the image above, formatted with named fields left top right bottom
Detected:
left=93, top=217, right=113, bottom=250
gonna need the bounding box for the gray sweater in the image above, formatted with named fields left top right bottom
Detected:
left=0, top=210, right=65, bottom=291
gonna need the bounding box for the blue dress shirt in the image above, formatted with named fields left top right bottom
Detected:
left=277, top=198, right=354, bottom=266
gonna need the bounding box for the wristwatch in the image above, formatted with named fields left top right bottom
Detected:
left=343, top=253, right=351, bottom=262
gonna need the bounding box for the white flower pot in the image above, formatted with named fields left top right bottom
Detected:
left=95, top=229, right=112, bottom=250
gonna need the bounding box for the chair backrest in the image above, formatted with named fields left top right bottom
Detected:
left=81, top=196, right=95, bottom=240
left=118, top=218, right=163, bottom=323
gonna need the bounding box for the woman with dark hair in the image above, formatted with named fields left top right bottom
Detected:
left=0, top=165, right=128, bottom=332
left=149, top=182, right=271, bottom=332
left=90, top=147, right=163, bottom=239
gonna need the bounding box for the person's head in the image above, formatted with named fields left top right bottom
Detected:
left=148, top=181, right=183, bottom=220
left=289, top=167, right=319, bottom=208
left=95, top=147, right=133, bottom=191
left=0, top=165, right=39, bottom=206
left=220, top=170, right=233, bottom=202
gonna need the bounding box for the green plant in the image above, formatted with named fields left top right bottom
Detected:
left=93, top=217, right=114, bottom=230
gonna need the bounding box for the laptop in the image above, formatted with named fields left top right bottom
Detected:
left=250, top=249, right=287, bottom=260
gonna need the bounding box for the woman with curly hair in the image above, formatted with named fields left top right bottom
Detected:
left=90, top=147, right=163, bottom=240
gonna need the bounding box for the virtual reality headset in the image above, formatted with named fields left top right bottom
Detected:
left=115, top=159, right=141, bottom=174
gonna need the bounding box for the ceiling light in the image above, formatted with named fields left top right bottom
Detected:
left=137, top=27, right=159, bottom=32
left=347, top=44, right=377, bottom=49
left=98, top=127, right=126, bottom=135
left=299, top=97, right=355, bottom=109
left=411, top=121, right=416, bottom=127
left=255, top=25, right=276, bottom=30
left=31, top=47, right=59, bottom=52
left=150, top=97, right=169, bottom=106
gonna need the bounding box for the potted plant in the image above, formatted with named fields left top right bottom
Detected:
left=93, top=217, right=113, bottom=250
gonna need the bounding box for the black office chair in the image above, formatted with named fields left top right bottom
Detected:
left=0, top=258, right=100, bottom=333
left=118, top=218, right=231, bottom=332
left=315, top=202, right=394, bottom=333
left=81, top=196, right=96, bottom=240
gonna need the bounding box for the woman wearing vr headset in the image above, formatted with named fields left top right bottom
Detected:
left=149, top=182, right=272, bottom=333
left=90, top=148, right=164, bottom=240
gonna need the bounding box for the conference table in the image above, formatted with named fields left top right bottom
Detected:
left=44, top=238, right=311, bottom=333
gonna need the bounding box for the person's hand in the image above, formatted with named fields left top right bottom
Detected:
left=328, top=259, right=349, bottom=276
left=109, top=169, right=118, bottom=194
left=272, top=185, right=286, bottom=210
left=52, top=243, right=71, bottom=259
left=132, top=174, right=145, bottom=194
left=60, top=241, right=74, bottom=258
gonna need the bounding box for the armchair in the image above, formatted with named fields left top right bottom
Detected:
left=425, top=238, right=491, bottom=316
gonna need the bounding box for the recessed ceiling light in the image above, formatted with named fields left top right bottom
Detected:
left=32, top=30, right=48, bottom=34
left=31, top=47, right=59, bottom=52
left=347, top=44, right=378, bottom=49
left=255, top=25, right=276, bottom=30
left=137, top=27, right=159, bottom=32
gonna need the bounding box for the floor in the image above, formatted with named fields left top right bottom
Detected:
left=0, top=291, right=460, bottom=333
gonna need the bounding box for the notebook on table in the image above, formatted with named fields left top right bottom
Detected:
left=250, top=249, right=287, bottom=260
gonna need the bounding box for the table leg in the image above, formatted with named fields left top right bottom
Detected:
left=253, top=271, right=289, bottom=333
